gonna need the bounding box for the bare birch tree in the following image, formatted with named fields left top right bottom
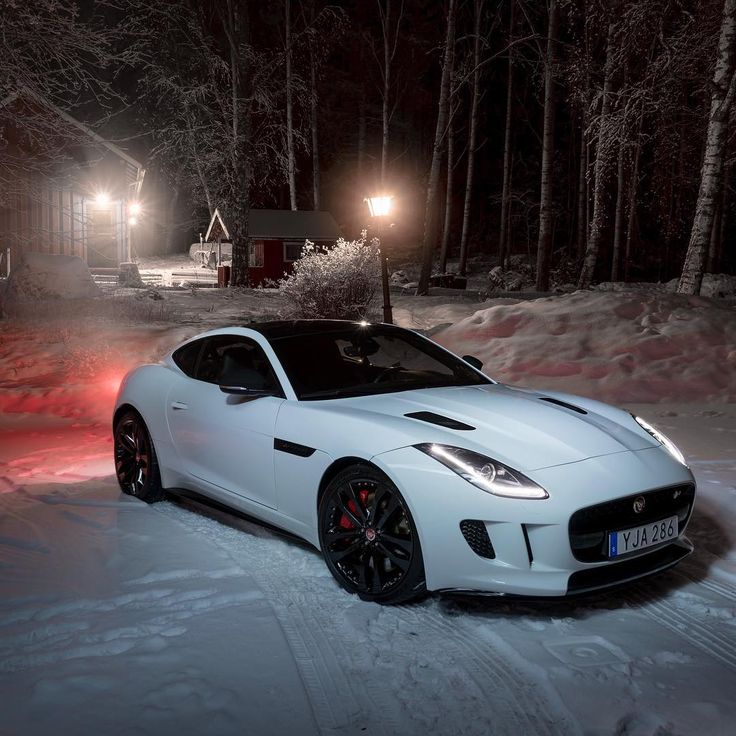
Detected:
left=578, top=8, right=618, bottom=289
left=535, top=0, right=559, bottom=292
left=285, top=0, right=297, bottom=210
left=458, top=0, right=485, bottom=277
left=417, top=0, right=457, bottom=295
left=438, top=103, right=456, bottom=274
left=375, top=0, right=404, bottom=185
left=308, top=1, right=320, bottom=209
left=498, top=0, right=515, bottom=269
left=678, top=0, right=736, bottom=294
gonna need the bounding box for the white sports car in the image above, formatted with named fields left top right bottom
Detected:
left=113, top=320, right=696, bottom=604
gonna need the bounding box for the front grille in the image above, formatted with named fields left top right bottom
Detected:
left=460, top=520, right=495, bottom=559
left=569, top=483, right=695, bottom=562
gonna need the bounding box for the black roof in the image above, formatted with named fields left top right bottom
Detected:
left=244, top=319, right=401, bottom=340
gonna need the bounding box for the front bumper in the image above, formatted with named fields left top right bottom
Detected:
left=371, top=445, right=696, bottom=596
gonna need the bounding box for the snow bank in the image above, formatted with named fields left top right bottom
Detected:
left=4, top=253, right=100, bottom=302
left=434, top=290, right=736, bottom=403
left=0, top=322, right=196, bottom=484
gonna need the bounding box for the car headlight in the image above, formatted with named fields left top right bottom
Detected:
left=414, top=443, right=549, bottom=499
left=633, top=416, right=687, bottom=466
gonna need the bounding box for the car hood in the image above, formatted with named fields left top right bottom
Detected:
left=320, top=384, right=658, bottom=472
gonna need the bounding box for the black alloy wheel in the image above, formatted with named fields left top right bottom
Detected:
left=113, top=411, right=164, bottom=503
left=318, top=464, right=426, bottom=604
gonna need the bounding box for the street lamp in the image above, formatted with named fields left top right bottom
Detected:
left=94, top=191, right=111, bottom=208
left=364, top=194, right=394, bottom=324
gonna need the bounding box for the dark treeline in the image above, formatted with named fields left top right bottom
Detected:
left=2, top=0, right=736, bottom=293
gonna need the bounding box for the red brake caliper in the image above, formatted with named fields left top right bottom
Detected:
left=339, top=488, right=370, bottom=529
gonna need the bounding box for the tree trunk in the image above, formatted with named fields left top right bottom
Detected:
left=220, top=0, right=252, bottom=286
left=185, top=112, right=214, bottom=219
left=358, top=92, right=366, bottom=178
left=165, top=186, right=180, bottom=254
left=535, top=0, right=559, bottom=292
left=417, top=0, right=456, bottom=295
left=459, top=0, right=484, bottom=277
left=499, top=1, right=514, bottom=268
left=679, top=0, right=736, bottom=294
left=611, top=139, right=625, bottom=281
left=576, top=123, right=587, bottom=260
left=286, top=0, right=297, bottom=210
left=623, top=108, right=643, bottom=280
left=578, top=12, right=617, bottom=289
left=309, top=3, right=320, bottom=209
left=381, top=0, right=391, bottom=184
left=439, top=106, right=455, bottom=273
left=716, top=160, right=731, bottom=271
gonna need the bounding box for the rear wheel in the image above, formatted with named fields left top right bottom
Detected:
left=113, top=411, right=164, bottom=503
left=318, top=464, right=426, bottom=604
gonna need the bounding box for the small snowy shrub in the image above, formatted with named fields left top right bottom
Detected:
left=279, top=233, right=380, bottom=319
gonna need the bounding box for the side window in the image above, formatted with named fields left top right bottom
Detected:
left=283, top=241, right=303, bottom=263
left=195, top=335, right=282, bottom=394
left=172, top=339, right=204, bottom=377
left=249, top=240, right=264, bottom=268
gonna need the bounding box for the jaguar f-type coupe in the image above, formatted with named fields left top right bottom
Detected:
left=113, top=320, right=696, bottom=604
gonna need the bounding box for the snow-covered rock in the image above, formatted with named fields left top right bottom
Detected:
left=4, top=252, right=100, bottom=301
left=488, top=265, right=534, bottom=292
left=390, top=269, right=409, bottom=285
left=701, top=273, right=736, bottom=298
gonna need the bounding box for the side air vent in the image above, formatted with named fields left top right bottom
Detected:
left=539, top=397, right=588, bottom=415
left=460, top=520, right=495, bottom=559
left=405, top=411, right=475, bottom=431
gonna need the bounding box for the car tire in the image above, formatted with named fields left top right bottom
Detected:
left=113, top=410, right=165, bottom=504
left=318, top=464, right=426, bottom=604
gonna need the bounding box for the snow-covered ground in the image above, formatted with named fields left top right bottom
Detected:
left=1, top=289, right=736, bottom=736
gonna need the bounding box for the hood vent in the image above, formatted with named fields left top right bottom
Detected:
left=405, top=411, right=475, bottom=431
left=539, top=397, right=588, bottom=415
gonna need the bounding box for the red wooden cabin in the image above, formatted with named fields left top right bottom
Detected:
left=204, top=208, right=342, bottom=286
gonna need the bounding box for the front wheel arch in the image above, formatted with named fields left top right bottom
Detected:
left=317, top=462, right=427, bottom=604
left=316, top=456, right=374, bottom=516
left=113, top=402, right=142, bottom=433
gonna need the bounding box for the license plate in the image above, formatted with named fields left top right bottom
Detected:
left=608, top=515, right=678, bottom=558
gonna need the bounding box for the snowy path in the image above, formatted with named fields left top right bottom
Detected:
left=1, top=408, right=735, bottom=736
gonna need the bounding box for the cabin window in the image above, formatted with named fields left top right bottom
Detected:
left=283, top=240, right=305, bottom=263
left=249, top=240, right=264, bottom=268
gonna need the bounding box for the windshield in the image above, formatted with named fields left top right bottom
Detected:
left=269, top=324, right=492, bottom=400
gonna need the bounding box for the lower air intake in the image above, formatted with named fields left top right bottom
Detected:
left=460, top=520, right=495, bottom=559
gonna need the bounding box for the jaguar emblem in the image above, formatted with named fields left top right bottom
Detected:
left=633, top=496, right=646, bottom=514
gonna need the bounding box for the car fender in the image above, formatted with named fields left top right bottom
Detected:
left=115, top=363, right=184, bottom=488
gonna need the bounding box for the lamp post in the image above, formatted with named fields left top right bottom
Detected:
left=127, top=201, right=142, bottom=262
left=364, top=194, right=394, bottom=324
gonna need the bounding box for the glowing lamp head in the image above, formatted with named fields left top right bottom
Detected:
left=94, top=191, right=111, bottom=207
left=129, top=201, right=142, bottom=216
left=365, top=195, right=394, bottom=218
left=128, top=216, right=138, bottom=227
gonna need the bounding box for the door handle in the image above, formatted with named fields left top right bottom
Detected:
left=170, top=401, right=189, bottom=411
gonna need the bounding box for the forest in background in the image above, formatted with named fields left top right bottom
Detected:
left=2, top=0, right=736, bottom=294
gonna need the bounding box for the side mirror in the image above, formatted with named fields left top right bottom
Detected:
left=462, top=355, right=483, bottom=371
left=219, top=385, right=274, bottom=398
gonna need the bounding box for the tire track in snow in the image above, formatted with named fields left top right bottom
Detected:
left=250, top=573, right=369, bottom=734
left=392, top=604, right=578, bottom=736
left=164, top=499, right=583, bottom=736
left=676, top=563, right=736, bottom=604
left=160, top=502, right=370, bottom=736
left=626, top=590, right=736, bottom=674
